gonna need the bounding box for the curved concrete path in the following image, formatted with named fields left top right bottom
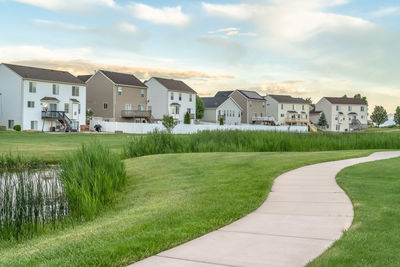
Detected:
left=131, top=151, right=400, bottom=267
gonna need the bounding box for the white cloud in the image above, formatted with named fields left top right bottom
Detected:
left=370, top=7, right=399, bottom=18
left=117, top=22, right=137, bottom=33
left=14, top=0, right=117, bottom=11
left=208, top=27, right=256, bottom=37
left=33, top=19, right=91, bottom=31
left=128, top=3, right=190, bottom=26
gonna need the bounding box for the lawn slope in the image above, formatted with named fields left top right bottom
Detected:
left=0, top=151, right=371, bottom=266
left=309, top=156, right=400, bottom=266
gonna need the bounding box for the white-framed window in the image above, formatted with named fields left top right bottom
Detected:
left=27, top=101, right=35, bottom=108
left=118, top=87, right=122, bottom=96
left=218, top=110, right=221, bottom=116
left=175, top=106, right=180, bottom=114
left=254, top=112, right=257, bottom=118
left=170, top=92, right=174, bottom=100
left=281, top=113, right=284, bottom=117
left=78, top=104, right=81, bottom=114
left=104, top=103, right=108, bottom=109
left=348, top=106, right=352, bottom=111
left=292, top=104, right=296, bottom=110
left=233, top=111, right=235, bottom=117
left=8, top=120, right=14, bottom=129
left=179, top=93, right=182, bottom=101
left=262, top=102, right=265, bottom=108
left=52, top=84, right=59, bottom=95
left=187, top=108, right=191, bottom=114
left=361, top=115, right=364, bottom=119
left=361, top=106, right=365, bottom=111
left=29, top=82, right=36, bottom=93
left=64, top=103, right=69, bottom=113
left=49, top=103, right=57, bottom=111
left=30, top=121, right=38, bottom=130
left=302, top=105, right=305, bottom=110
left=138, top=104, right=144, bottom=111
left=281, top=104, right=284, bottom=109
left=72, top=86, right=79, bottom=96
left=140, top=89, right=145, bottom=98
left=336, top=105, right=340, bottom=111
left=125, top=104, right=132, bottom=110
left=336, top=125, right=341, bottom=131
left=189, top=94, right=193, bottom=102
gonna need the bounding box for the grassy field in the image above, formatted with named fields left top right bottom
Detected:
left=0, top=151, right=373, bottom=266
left=364, top=126, right=400, bottom=133
left=309, top=156, right=400, bottom=266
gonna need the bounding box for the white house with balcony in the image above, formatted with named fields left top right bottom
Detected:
left=145, top=77, right=197, bottom=123
left=265, top=95, right=310, bottom=126
left=0, top=63, right=86, bottom=132
left=315, top=97, right=368, bottom=132
left=201, top=96, right=242, bottom=125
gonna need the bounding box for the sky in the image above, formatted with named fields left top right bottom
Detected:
left=0, top=0, right=399, bottom=112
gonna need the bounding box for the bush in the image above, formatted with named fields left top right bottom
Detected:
left=219, top=118, right=224, bottom=125
left=13, top=125, right=21, bottom=131
left=184, top=112, right=191, bottom=124
left=60, top=143, right=127, bottom=219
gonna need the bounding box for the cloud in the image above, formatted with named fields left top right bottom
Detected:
left=33, top=19, right=91, bottom=31
left=117, top=22, right=137, bottom=33
left=208, top=27, right=256, bottom=37
left=128, top=3, right=190, bottom=26
left=14, top=0, right=117, bottom=12
left=369, top=7, right=399, bottom=18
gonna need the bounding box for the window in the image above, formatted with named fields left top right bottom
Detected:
left=302, top=105, right=305, bottom=110
left=118, top=87, right=122, bottom=96
left=49, top=103, right=57, bottom=111
left=29, top=82, right=36, bottom=93
left=187, top=108, right=191, bottom=114
left=30, top=121, right=38, bottom=130
left=254, top=112, right=257, bottom=118
left=336, top=105, right=340, bottom=111
left=348, top=106, right=352, bottom=111
left=281, top=113, right=284, bottom=117
left=52, top=84, right=59, bottom=95
left=27, top=101, right=35, bottom=108
left=262, top=102, right=265, bottom=108
left=125, top=104, right=132, bottom=110
left=281, top=104, right=284, bottom=109
left=292, top=104, right=296, bottom=110
left=249, top=101, right=252, bottom=107
left=138, top=104, right=144, bottom=111
left=260, top=112, right=263, bottom=117
left=64, top=103, right=69, bottom=113
left=175, top=106, right=180, bottom=114
left=336, top=125, right=341, bottom=131
left=361, top=115, right=364, bottom=119
left=189, top=94, right=193, bottom=102
left=218, top=110, right=221, bottom=116
left=78, top=104, right=81, bottom=114
left=179, top=93, right=182, bottom=101
left=8, top=120, right=14, bottom=129
left=140, top=89, right=145, bottom=98
left=171, top=92, right=174, bottom=100
left=335, top=115, right=338, bottom=120
left=72, top=86, right=79, bottom=96
left=361, top=106, right=365, bottom=111
left=233, top=111, right=235, bottom=117
left=104, top=103, right=108, bottom=109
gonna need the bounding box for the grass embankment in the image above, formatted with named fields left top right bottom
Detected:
left=309, top=156, right=400, bottom=266
left=0, top=151, right=373, bottom=266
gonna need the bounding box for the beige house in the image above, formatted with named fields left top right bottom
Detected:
left=265, top=95, right=310, bottom=126
left=221, top=90, right=269, bottom=124
left=315, top=97, right=368, bottom=132
left=201, top=95, right=242, bottom=125
left=79, top=70, right=150, bottom=123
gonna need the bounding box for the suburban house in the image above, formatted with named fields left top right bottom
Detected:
left=80, top=70, right=150, bottom=123
left=265, top=95, right=310, bottom=126
left=145, top=77, right=197, bottom=123
left=0, top=63, right=86, bottom=132
left=314, top=97, right=368, bottom=132
left=309, top=109, right=323, bottom=126
left=201, top=95, right=242, bottom=125
left=226, top=90, right=269, bottom=124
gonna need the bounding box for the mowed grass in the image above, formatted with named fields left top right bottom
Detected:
left=309, top=156, right=400, bottom=266
left=0, top=151, right=372, bottom=266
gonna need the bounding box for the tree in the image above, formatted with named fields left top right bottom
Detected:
left=86, top=109, right=94, bottom=125
left=370, top=106, right=388, bottom=127
left=304, top=97, right=315, bottom=109
left=318, top=112, right=328, bottom=127
left=162, top=115, right=178, bottom=133
left=184, top=112, right=191, bottom=124
left=342, top=94, right=348, bottom=98
left=219, top=118, right=224, bottom=125
left=196, top=96, right=204, bottom=119
left=394, top=106, right=400, bottom=126
left=354, top=93, right=368, bottom=105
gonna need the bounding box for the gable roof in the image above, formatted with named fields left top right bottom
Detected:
left=215, top=91, right=233, bottom=97
left=3, top=63, right=84, bottom=85
left=152, top=77, right=197, bottom=94
left=324, top=97, right=367, bottom=105
left=202, top=96, right=242, bottom=110
left=310, top=109, right=322, bottom=114
left=99, top=70, right=146, bottom=88
left=267, top=95, right=308, bottom=104
left=237, top=90, right=265, bottom=100
left=77, top=75, right=92, bottom=83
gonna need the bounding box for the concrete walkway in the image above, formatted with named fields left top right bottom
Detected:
left=131, top=151, right=400, bottom=267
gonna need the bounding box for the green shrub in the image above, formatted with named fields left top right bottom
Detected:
left=60, top=143, right=127, bottom=219
left=184, top=112, right=191, bottom=124
left=219, top=118, right=224, bottom=125
left=13, top=125, right=21, bottom=131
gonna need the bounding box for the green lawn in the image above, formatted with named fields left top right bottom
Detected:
left=364, top=126, right=400, bottom=133
left=309, top=156, right=400, bottom=266
left=0, top=151, right=373, bottom=266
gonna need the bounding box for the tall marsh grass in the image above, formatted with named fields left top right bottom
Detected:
left=124, top=130, right=400, bottom=158
left=0, top=153, right=46, bottom=171
left=60, top=144, right=127, bottom=219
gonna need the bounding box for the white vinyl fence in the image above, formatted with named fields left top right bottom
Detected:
left=90, top=119, right=308, bottom=134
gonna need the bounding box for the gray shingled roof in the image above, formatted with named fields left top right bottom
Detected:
left=77, top=75, right=92, bottom=83
left=100, top=70, right=146, bottom=88
left=324, top=97, right=366, bottom=105
left=268, top=95, right=308, bottom=104
left=215, top=91, right=233, bottom=97
left=238, top=90, right=265, bottom=100
left=3, top=63, right=84, bottom=85
left=153, top=77, right=197, bottom=94
left=202, top=97, right=229, bottom=108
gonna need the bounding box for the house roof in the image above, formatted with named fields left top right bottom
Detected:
left=237, top=90, right=265, bottom=100
left=324, top=97, right=366, bottom=105
left=70, top=98, right=80, bottom=103
left=202, top=97, right=229, bottom=108
left=214, top=91, right=234, bottom=97
left=77, top=75, right=92, bottom=83
left=40, top=97, right=60, bottom=102
left=310, top=109, right=322, bottom=114
left=268, top=94, right=308, bottom=104
left=152, top=77, right=197, bottom=94
left=99, top=70, right=146, bottom=88
left=3, top=63, right=84, bottom=85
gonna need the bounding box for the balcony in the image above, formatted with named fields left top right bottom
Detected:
left=252, top=116, right=276, bottom=122
left=42, top=111, right=67, bottom=120
left=121, top=110, right=151, bottom=118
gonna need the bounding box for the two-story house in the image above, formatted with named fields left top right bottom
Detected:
left=80, top=70, right=150, bottom=123
left=145, top=77, right=197, bottom=123
left=315, top=97, right=368, bottom=132
left=265, top=95, right=310, bottom=126
left=0, top=63, right=86, bottom=131
left=201, top=95, right=242, bottom=125
left=222, top=90, right=269, bottom=124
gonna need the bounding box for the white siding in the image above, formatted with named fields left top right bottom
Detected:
left=0, top=65, right=23, bottom=129
left=145, top=78, right=168, bottom=120
left=216, top=98, right=242, bottom=125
